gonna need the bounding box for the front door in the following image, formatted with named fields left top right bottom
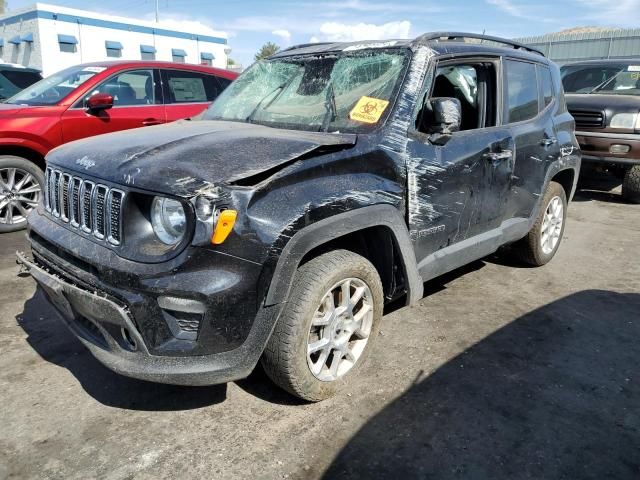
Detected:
left=407, top=59, right=515, bottom=267
left=60, top=69, right=165, bottom=144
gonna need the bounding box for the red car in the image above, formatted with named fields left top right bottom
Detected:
left=0, top=60, right=237, bottom=232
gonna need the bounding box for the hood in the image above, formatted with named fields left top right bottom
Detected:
left=46, top=120, right=357, bottom=197
left=566, top=93, right=640, bottom=111
left=0, top=103, right=34, bottom=117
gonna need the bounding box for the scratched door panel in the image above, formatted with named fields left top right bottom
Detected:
left=406, top=126, right=513, bottom=264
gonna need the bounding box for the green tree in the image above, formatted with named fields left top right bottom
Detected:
left=254, top=42, right=280, bottom=61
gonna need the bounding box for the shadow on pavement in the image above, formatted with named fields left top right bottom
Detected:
left=323, top=290, right=640, bottom=479
left=17, top=289, right=228, bottom=411
left=574, top=169, right=626, bottom=204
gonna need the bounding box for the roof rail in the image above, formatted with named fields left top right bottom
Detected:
left=417, top=32, right=545, bottom=56
left=278, top=42, right=334, bottom=54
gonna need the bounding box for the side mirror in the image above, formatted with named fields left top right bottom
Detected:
left=424, top=97, right=461, bottom=145
left=86, top=93, right=114, bottom=112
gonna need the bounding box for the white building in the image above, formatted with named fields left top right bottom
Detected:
left=0, top=3, right=230, bottom=76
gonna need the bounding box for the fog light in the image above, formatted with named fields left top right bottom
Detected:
left=610, top=144, right=631, bottom=154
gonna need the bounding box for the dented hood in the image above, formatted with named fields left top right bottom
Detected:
left=46, top=120, right=357, bottom=196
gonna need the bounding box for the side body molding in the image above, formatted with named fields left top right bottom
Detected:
left=264, top=204, right=423, bottom=307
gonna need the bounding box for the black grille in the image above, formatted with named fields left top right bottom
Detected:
left=569, top=109, right=604, bottom=128
left=44, top=167, right=125, bottom=246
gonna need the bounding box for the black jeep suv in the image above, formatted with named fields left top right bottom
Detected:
left=18, top=33, right=580, bottom=401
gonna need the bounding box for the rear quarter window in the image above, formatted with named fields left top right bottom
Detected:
left=0, top=70, right=42, bottom=89
left=538, top=65, right=554, bottom=107
left=505, top=59, right=539, bottom=123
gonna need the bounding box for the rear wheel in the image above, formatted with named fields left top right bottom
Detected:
left=0, top=156, right=44, bottom=233
left=512, top=181, right=567, bottom=266
left=622, top=165, right=640, bottom=204
left=261, top=250, right=383, bottom=402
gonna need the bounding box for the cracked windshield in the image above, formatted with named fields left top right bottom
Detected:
left=205, top=50, right=409, bottom=133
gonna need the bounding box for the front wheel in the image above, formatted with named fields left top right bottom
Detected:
left=261, top=249, right=383, bottom=402
left=0, top=156, right=44, bottom=233
left=512, top=181, right=567, bottom=266
left=622, top=165, right=640, bottom=204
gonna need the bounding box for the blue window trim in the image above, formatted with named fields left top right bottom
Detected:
left=21, top=33, right=34, bottom=43
left=172, top=48, right=187, bottom=57
left=140, top=44, right=156, bottom=54
left=105, top=40, right=123, bottom=50
left=58, top=34, right=78, bottom=45
left=9, top=36, right=21, bottom=45
left=200, top=52, right=214, bottom=60
left=0, top=9, right=227, bottom=45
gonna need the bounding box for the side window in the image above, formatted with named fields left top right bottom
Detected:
left=538, top=65, right=554, bottom=107
left=417, top=62, right=497, bottom=133
left=162, top=70, right=219, bottom=103
left=86, top=70, right=156, bottom=106
left=505, top=59, right=539, bottom=123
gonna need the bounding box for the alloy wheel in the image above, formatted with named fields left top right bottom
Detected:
left=307, top=277, right=374, bottom=382
left=0, top=168, right=41, bottom=226
left=541, top=195, right=563, bottom=255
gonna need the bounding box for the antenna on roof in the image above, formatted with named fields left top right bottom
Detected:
left=155, top=0, right=159, bottom=22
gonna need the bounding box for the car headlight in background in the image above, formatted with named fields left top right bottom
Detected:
left=151, top=196, right=187, bottom=245
left=610, top=112, right=638, bottom=129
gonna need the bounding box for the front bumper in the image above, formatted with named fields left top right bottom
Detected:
left=575, top=131, right=640, bottom=166
left=16, top=251, right=283, bottom=386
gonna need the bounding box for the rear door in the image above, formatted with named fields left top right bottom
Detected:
left=60, top=68, right=165, bottom=144
left=161, top=69, right=225, bottom=121
left=503, top=59, right=560, bottom=219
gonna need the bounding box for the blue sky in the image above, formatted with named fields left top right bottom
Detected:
left=5, top=0, right=640, bottom=66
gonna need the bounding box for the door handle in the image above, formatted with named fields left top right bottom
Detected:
left=541, top=137, right=557, bottom=146
left=142, top=118, right=163, bottom=126
left=483, top=149, right=512, bottom=161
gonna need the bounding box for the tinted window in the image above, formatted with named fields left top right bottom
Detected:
left=505, top=60, right=538, bottom=123
left=172, top=55, right=186, bottom=64
left=141, top=51, right=155, bottom=61
left=88, top=70, right=155, bottom=106
left=59, top=43, right=77, bottom=53
left=106, top=48, right=122, bottom=58
left=538, top=65, right=554, bottom=107
left=0, top=70, right=42, bottom=89
left=163, top=70, right=219, bottom=103
left=216, top=76, right=232, bottom=91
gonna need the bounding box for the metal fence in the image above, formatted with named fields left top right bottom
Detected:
left=515, top=29, right=640, bottom=63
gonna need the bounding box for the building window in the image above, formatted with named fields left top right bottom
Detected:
left=140, top=44, right=156, bottom=61
left=58, top=34, right=78, bottom=53
left=172, top=48, right=187, bottom=63
left=105, top=40, right=123, bottom=58
left=200, top=52, right=214, bottom=66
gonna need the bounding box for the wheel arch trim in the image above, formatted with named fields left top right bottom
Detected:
left=264, top=204, right=423, bottom=307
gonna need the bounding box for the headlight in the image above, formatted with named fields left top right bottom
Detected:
left=610, top=113, right=638, bottom=129
left=151, top=196, right=186, bottom=245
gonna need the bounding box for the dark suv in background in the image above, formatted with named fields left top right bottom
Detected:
left=562, top=59, right=640, bottom=202
left=19, top=33, right=580, bottom=402
left=0, top=64, right=42, bottom=102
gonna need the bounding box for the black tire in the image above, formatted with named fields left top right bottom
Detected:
left=512, top=181, right=567, bottom=266
left=0, top=156, right=45, bottom=233
left=622, top=165, right=640, bottom=204
left=261, top=249, right=384, bottom=402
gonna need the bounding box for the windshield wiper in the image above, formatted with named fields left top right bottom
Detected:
left=588, top=69, right=626, bottom=94
left=245, top=83, right=286, bottom=123
left=321, top=82, right=337, bottom=132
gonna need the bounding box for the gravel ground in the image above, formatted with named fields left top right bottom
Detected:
left=1, top=177, right=638, bottom=480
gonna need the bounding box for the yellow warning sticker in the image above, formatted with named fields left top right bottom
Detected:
left=349, top=96, right=390, bottom=124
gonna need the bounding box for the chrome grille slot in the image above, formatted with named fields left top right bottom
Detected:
left=107, top=190, right=124, bottom=245
left=93, top=185, right=108, bottom=239
left=44, top=168, right=51, bottom=212
left=43, top=168, right=126, bottom=246
left=80, top=181, right=94, bottom=233
left=71, top=177, right=82, bottom=227
left=61, top=174, right=72, bottom=222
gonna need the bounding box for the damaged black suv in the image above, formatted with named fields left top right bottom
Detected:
left=19, top=33, right=580, bottom=401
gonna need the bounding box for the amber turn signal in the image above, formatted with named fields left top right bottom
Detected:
left=211, top=210, right=237, bottom=245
